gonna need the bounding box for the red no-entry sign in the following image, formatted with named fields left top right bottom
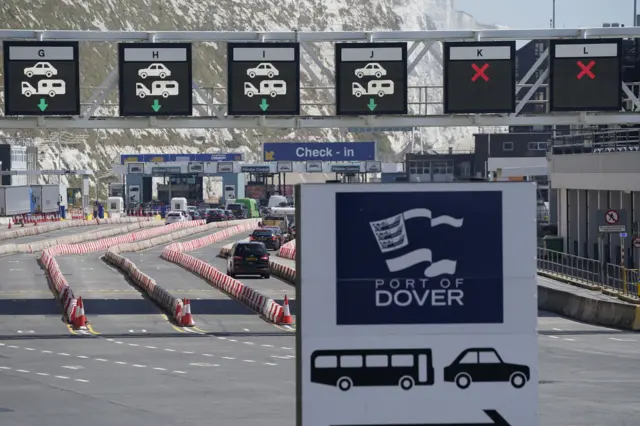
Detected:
left=471, top=63, right=489, bottom=82
left=577, top=60, right=596, bottom=80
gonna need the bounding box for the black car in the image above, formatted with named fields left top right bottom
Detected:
left=227, top=242, right=271, bottom=278
left=250, top=228, right=284, bottom=250
left=206, top=209, right=227, bottom=223
left=443, top=348, right=530, bottom=390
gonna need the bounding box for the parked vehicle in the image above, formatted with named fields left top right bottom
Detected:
left=165, top=210, right=189, bottom=225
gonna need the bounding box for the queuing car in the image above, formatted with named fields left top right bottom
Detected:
left=223, top=210, right=235, bottom=220
left=165, top=210, right=189, bottom=224
left=249, top=228, right=285, bottom=250
left=226, top=241, right=271, bottom=278
left=443, top=348, right=530, bottom=390
left=205, top=209, right=227, bottom=223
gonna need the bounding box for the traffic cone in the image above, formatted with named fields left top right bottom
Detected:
left=7, top=220, right=11, bottom=229
left=280, top=295, right=294, bottom=325
left=74, top=297, right=87, bottom=329
left=180, top=298, right=195, bottom=326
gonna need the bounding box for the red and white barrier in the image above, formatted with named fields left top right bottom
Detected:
left=39, top=219, right=206, bottom=328
left=277, top=239, right=296, bottom=260
left=220, top=243, right=297, bottom=286
left=103, top=220, right=252, bottom=326
left=159, top=220, right=288, bottom=325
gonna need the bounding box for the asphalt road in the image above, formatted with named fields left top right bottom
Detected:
left=123, top=229, right=292, bottom=336
left=187, top=236, right=297, bottom=314
left=1, top=223, right=127, bottom=245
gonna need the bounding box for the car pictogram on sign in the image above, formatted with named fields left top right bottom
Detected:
left=605, top=209, right=619, bottom=224
left=23, top=62, right=58, bottom=78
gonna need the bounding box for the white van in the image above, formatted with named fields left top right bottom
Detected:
left=268, top=195, right=288, bottom=208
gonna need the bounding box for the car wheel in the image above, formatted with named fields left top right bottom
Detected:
left=337, top=377, right=352, bottom=391
left=26, top=71, right=33, bottom=78
left=162, top=91, right=170, bottom=98
left=159, top=72, right=166, bottom=79
left=139, top=92, right=146, bottom=98
left=356, top=71, right=364, bottom=78
left=140, top=72, right=147, bottom=79
left=378, top=91, right=385, bottom=97
left=46, top=71, right=53, bottom=78
left=399, top=376, right=414, bottom=390
left=354, top=91, right=362, bottom=97
left=267, top=72, right=274, bottom=78
left=510, top=372, right=527, bottom=389
left=48, top=91, right=56, bottom=97
left=24, top=91, right=32, bottom=97
left=262, top=274, right=270, bottom=279
left=454, top=373, right=472, bottom=389
left=249, top=71, right=256, bottom=78
left=246, top=91, right=254, bottom=97
left=375, top=71, right=382, bottom=78
left=270, top=91, right=277, bottom=97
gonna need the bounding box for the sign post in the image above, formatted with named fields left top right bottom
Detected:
left=597, top=209, right=627, bottom=233
left=335, top=43, right=408, bottom=115
left=3, top=41, right=81, bottom=116
left=227, top=42, right=300, bottom=116
left=443, top=41, right=516, bottom=114
left=263, top=142, right=376, bottom=162
left=549, top=39, right=622, bottom=112
left=118, top=43, right=193, bottom=116
left=297, top=182, right=538, bottom=426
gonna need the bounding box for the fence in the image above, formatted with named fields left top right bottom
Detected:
left=537, top=247, right=640, bottom=300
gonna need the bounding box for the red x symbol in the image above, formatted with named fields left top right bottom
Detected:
left=471, top=63, right=490, bottom=82
left=577, top=60, right=596, bottom=80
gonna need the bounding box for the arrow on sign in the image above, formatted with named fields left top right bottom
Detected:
left=151, top=100, right=162, bottom=112
left=37, top=98, right=48, bottom=112
left=367, top=98, right=377, bottom=111
left=332, top=410, right=510, bottom=426
left=259, top=98, right=269, bottom=111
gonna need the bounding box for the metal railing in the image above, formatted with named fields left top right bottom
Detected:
left=537, top=247, right=640, bottom=300
left=550, top=128, right=640, bottom=155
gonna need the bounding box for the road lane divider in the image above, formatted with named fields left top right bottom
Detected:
left=0, top=216, right=155, bottom=243
left=103, top=220, right=250, bottom=326
left=0, top=217, right=162, bottom=256
left=220, top=242, right=297, bottom=286
left=277, top=239, right=295, bottom=260
left=158, top=220, right=290, bottom=325
left=39, top=219, right=206, bottom=329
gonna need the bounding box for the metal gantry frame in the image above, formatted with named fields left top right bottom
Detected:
left=0, top=27, right=640, bottom=129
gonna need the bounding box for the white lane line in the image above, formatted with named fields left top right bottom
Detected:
left=217, top=337, right=227, bottom=340
left=0, top=366, right=10, bottom=370
left=548, top=336, right=559, bottom=339
left=24, top=347, right=35, bottom=351
left=610, top=337, right=637, bottom=342
left=222, top=356, right=235, bottom=360
left=261, top=344, right=273, bottom=348
left=173, top=370, right=186, bottom=374
left=164, top=348, right=176, bottom=352
left=0, top=343, right=4, bottom=346
left=77, top=355, right=88, bottom=359
left=132, top=364, right=146, bottom=368
left=55, top=376, right=69, bottom=379
left=16, top=369, right=30, bottom=373
left=8, top=345, right=18, bottom=348
left=94, top=358, right=108, bottom=362
left=128, top=344, right=139, bottom=347
left=281, top=347, right=292, bottom=350
left=243, top=342, right=254, bottom=345
left=41, top=350, right=52, bottom=354
left=75, top=379, right=89, bottom=383
left=182, top=351, right=195, bottom=354
left=229, top=339, right=237, bottom=342
left=145, top=346, right=157, bottom=349
left=264, top=362, right=278, bottom=366
left=153, top=367, right=167, bottom=371
left=58, top=353, right=70, bottom=356
left=563, top=338, right=576, bottom=342
left=114, top=361, right=127, bottom=365
left=202, top=354, right=213, bottom=357
left=35, top=372, right=49, bottom=376
left=242, top=360, right=255, bottom=363
left=552, top=328, right=563, bottom=331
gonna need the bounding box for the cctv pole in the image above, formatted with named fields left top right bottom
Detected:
left=552, top=0, right=556, bottom=28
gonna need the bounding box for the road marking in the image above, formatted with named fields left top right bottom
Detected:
left=94, top=358, right=108, bottom=362
left=609, top=337, right=637, bottom=342
left=16, top=369, right=30, bottom=373
left=182, top=351, right=195, bottom=354
left=58, top=353, right=70, bottom=356
left=132, top=364, right=146, bottom=368
left=128, top=344, right=139, bottom=347
left=242, top=360, right=255, bottom=363
left=222, top=356, right=235, bottom=360
left=202, top=354, right=213, bottom=357
left=8, top=345, right=18, bottom=348
left=552, top=328, right=563, bottom=331
left=281, top=347, right=292, bottom=350
left=244, top=328, right=250, bottom=332
left=42, top=350, right=52, bottom=354
left=264, top=362, right=278, bottom=366
left=243, top=342, right=254, bottom=345
left=36, top=372, right=49, bottom=376
left=153, top=367, right=167, bottom=371
left=62, top=366, right=84, bottom=370
left=114, top=361, right=127, bottom=365
left=77, top=355, right=88, bottom=359
left=563, top=338, right=576, bottom=342
left=261, top=344, right=274, bottom=348
left=173, top=370, right=186, bottom=374
left=145, top=346, right=157, bottom=349
left=55, top=376, right=69, bottom=379
left=0, top=366, right=10, bottom=370
left=164, top=348, right=176, bottom=352
left=548, top=336, right=559, bottom=339
left=24, top=347, right=35, bottom=351
left=75, top=379, right=89, bottom=383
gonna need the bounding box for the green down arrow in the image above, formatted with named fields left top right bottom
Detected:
left=259, top=98, right=269, bottom=111
left=367, top=98, right=377, bottom=111
left=151, top=99, right=161, bottom=112
left=37, top=98, right=48, bottom=112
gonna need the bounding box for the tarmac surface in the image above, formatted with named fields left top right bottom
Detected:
left=1, top=223, right=639, bottom=425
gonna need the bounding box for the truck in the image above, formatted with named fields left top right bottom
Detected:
left=31, top=184, right=60, bottom=213
left=0, top=186, right=32, bottom=216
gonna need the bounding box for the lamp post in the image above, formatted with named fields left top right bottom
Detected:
left=552, top=0, right=556, bottom=28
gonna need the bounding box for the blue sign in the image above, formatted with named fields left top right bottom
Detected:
left=335, top=191, right=504, bottom=325
left=263, top=142, right=375, bottom=162
left=120, top=153, right=243, bottom=164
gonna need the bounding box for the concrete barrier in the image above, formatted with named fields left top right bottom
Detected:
left=0, top=220, right=167, bottom=256
left=277, top=239, right=295, bottom=260
left=220, top=243, right=297, bottom=286
left=158, top=219, right=286, bottom=324
left=39, top=219, right=207, bottom=327
left=0, top=216, right=153, bottom=242
left=103, top=220, right=253, bottom=325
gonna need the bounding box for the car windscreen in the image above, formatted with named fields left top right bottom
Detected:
left=252, top=230, right=273, bottom=237
left=235, top=244, right=267, bottom=255
left=227, top=204, right=243, bottom=211
left=167, top=213, right=180, bottom=217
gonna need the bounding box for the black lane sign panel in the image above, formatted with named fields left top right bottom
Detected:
left=335, top=43, right=408, bottom=115
left=3, top=41, right=80, bottom=116
left=118, top=43, right=193, bottom=116
left=227, top=42, right=300, bottom=116
left=443, top=41, right=516, bottom=114
left=550, top=39, right=622, bottom=112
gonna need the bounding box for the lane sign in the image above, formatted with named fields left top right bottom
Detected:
left=443, top=41, right=516, bottom=114
left=118, top=43, right=193, bottom=116
left=605, top=209, right=619, bottom=224
left=335, top=43, right=408, bottom=115
left=297, top=182, right=538, bottom=426
left=633, top=237, right=640, bottom=249
left=227, top=42, right=300, bottom=116
left=597, top=209, right=627, bottom=233
left=3, top=41, right=80, bottom=116
left=549, top=39, right=622, bottom=112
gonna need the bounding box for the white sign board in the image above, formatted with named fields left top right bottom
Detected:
left=297, top=182, right=539, bottom=426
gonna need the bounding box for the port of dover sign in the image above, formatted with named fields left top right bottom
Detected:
left=296, top=182, right=539, bottom=426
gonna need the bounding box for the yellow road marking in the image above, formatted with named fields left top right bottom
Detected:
left=87, top=324, right=100, bottom=335
left=161, top=314, right=185, bottom=333
left=193, top=326, right=207, bottom=333
left=66, top=324, right=78, bottom=335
